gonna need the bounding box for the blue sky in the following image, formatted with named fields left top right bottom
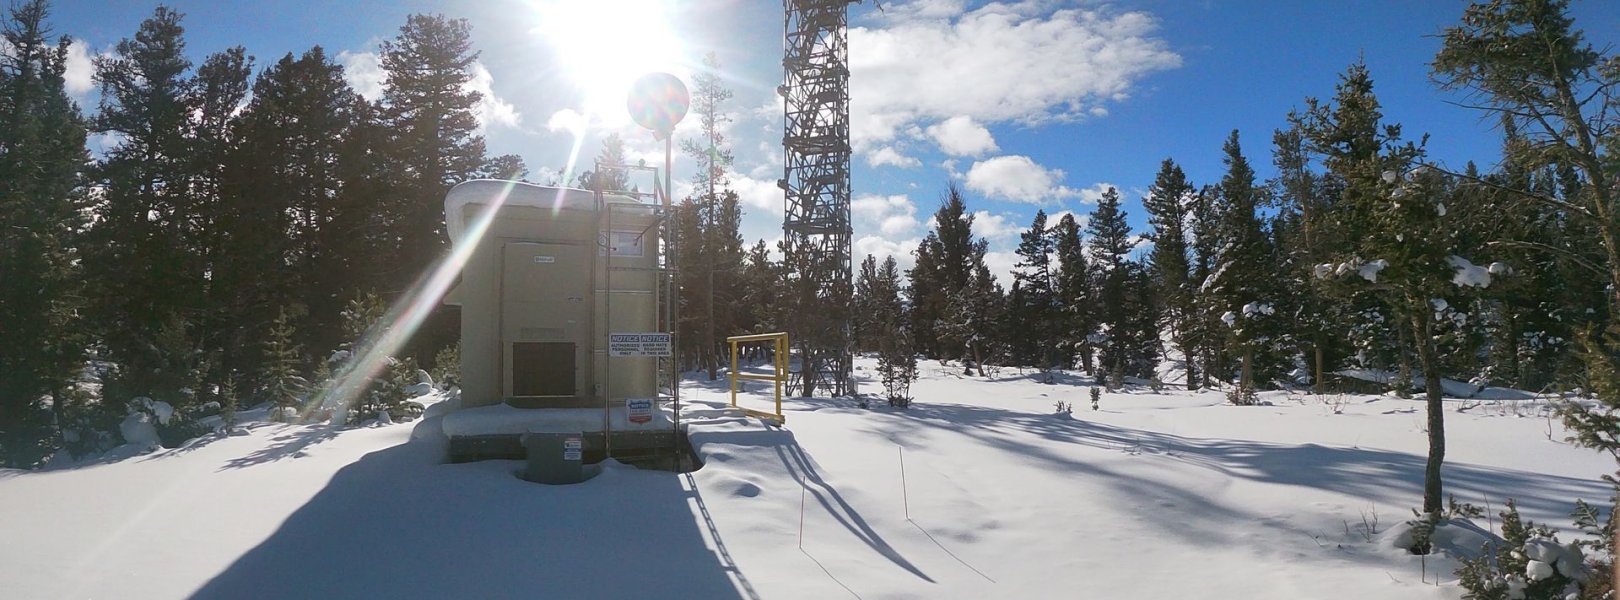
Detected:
left=45, top=0, right=1620, bottom=282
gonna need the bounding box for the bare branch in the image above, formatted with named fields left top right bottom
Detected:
left=1485, top=240, right=1607, bottom=278
left=1428, top=164, right=1593, bottom=220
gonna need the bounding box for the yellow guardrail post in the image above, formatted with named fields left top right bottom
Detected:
left=726, top=332, right=789, bottom=424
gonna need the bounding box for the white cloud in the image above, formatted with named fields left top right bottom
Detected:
left=728, top=171, right=784, bottom=216
left=866, top=145, right=921, bottom=168
left=338, top=50, right=385, bottom=101
left=853, top=193, right=919, bottom=236
left=983, top=250, right=1019, bottom=286
left=882, top=0, right=968, bottom=22
left=849, top=4, right=1180, bottom=150
left=880, top=215, right=918, bottom=236
left=465, top=62, right=522, bottom=130
left=970, top=210, right=1020, bottom=242
left=855, top=234, right=922, bottom=274
left=64, top=39, right=95, bottom=97
left=964, top=155, right=1080, bottom=204
left=1076, top=182, right=1116, bottom=205
left=925, top=115, right=997, bottom=157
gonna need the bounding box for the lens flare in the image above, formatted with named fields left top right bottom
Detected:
left=301, top=180, right=526, bottom=423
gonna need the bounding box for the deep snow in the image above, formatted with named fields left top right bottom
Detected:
left=0, top=358, right=1611, bottom=599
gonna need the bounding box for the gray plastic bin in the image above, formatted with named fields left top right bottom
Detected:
left=521, top=430, right=585, bottom=484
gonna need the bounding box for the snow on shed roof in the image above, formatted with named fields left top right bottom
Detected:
left=442, top=179, right=638, bottom=246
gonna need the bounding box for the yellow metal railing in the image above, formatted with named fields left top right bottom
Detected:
left=727, top=332, right=789, bottom=424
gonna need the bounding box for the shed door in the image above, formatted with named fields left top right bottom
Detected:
left=502, top=242, right=589, bottom=402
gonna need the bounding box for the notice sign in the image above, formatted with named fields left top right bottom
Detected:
left=626, top=398, right=653, bottom=424
left=563, top=437, right=582, bottom=461
left=608, top=333, right=672, bottom=357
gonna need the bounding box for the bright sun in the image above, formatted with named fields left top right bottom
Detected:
left=536, top=0, right=688, bottom=129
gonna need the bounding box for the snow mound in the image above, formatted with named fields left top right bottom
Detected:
left=131, top=396, right=176, bottom=425
left=118, top=412, right=161, bottom=448
left=1524, top=537, right=1587, bottom=582
left=1382, top=517, right=1496, bottom=560
left=1359, top=259, right=1388, bottom=283
left=1449, top=256, right=1492, bottom=288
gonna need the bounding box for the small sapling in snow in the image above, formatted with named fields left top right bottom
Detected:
left=1090, top=387, right=1101, bottom=410
left=1455, top=499, right=1590, bottom=599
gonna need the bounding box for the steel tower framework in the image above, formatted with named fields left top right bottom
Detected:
left=780, top=0, right=856, bottom=397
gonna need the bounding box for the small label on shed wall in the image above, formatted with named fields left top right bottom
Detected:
left=627, top=398, right=653, bottom=424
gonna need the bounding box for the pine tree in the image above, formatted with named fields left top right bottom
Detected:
left=1434, top=0, right=1620, bottom=308
left=1087, top=187, right=1134, bottom=385
left=911, top=185, right=985, bottom=363
left=324, top=291, right=421, bottom=424
left=679, top=52, right=734, bottom=200
left=1122, top=259, right=1162, bottom=379
left=908, top=232, right=944, bottom=358
left=227, top=47, right=373, bottom=367
left=703, top=190, right=745, bottom=378
left=737, top=239, right=779, bottom=337
left=378, top=14, right=489, bottom=361
left=673, top=53, right=742, bottom=380
left=1012, top=210, right=1058, bottom=377
left=1209, top=130, right=1284, bottom=395
left=85, top=6, right=207, bottom=408
left=854, top=255, right=883, bottom=353
left=1271, top=120, right=1344, bottom=394
left=259, top=305, right=306, bottom=420
left=1188, top=184, right=1224, bottom=388
left=871, top=256, right=917, bottom=406
left=671, top=198, right=705, bottom=371
left=1144, top=159, right=1196, bottom=388
left=1052, top=214, right=1095, bottom=373
left=0, top=0, right=90, bottom=467
left=578, top=133, right=629, bottom=191
left=481, top=153, right=528, bottom=181
left=943, top=262, right=1004, bottom=377
left=1303, top=63, right=1466, bottom=516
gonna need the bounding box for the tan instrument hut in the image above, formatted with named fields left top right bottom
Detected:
left=439, top=179, right=671, bottom=461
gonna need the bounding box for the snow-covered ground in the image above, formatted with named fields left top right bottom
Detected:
left=1, top=357, right=1610, bottom=599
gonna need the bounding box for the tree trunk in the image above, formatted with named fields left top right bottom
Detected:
left=1396, top=325, right=1413, bottom=399
left=706, top=269, right=716, bottom=381
left=971, top=342, right=985, bottom=377
left=1314, top=342, right=1326, bottom=396
left=1414, top=312, right=1445, bottom=515
left=1241, top=347, right=1254, bottom=393
left=1185, top=350, right=1199, bottom=391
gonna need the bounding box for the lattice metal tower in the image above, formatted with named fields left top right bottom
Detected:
left=779, top=0, right=857, bottom=397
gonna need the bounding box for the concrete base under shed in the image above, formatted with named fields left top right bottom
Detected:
left=442, top=404, right=692, bottom=469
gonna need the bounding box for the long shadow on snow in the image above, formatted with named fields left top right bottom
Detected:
left=857, top=404, right=1254, bottom=548
left=687, top=417, right=935, bottom=583
left=879, top=403, right=1606, bottom=525
left=190, top=437, right=747, bottom=599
